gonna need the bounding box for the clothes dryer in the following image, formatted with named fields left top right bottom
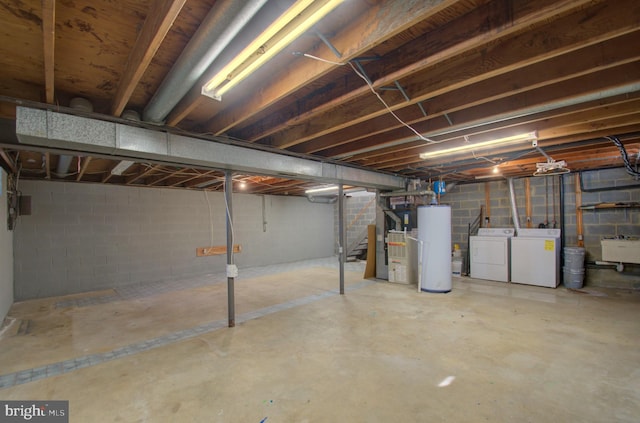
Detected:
left=470, top=228, right=515, bottom=282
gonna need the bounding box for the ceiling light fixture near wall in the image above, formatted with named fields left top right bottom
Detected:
left=419, top=131, right=538, bottom=160
left=305, top=185, right=339, bottom=194
left=201, top=0, right=344, bottom=101
left=110, top=160, right=135, bottom=175
left=195, top=179, right=220, bottom=188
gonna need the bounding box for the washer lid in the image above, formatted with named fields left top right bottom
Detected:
left=517, top=228, right=561, bottom=238
left=477, top=228, right=516, bottom=237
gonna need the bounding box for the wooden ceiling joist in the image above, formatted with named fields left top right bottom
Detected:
left=111, top=0, right=187, bottom=116
left=263, top=0, right=640, bottom=151
left=76, top=156, right=92, bottom=181
left=230, top=0, right=599, bottom=146
left=41, top=0, right=55, bottom=104
left=0, top=148, right=17, bottom=174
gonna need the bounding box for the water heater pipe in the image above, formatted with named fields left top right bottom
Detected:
left=508, top=178, right=521, bottom=233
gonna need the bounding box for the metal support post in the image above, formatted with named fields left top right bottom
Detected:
left=338, top=184, right=345, bottom=294
left=225, top=171, right=236, bottom=327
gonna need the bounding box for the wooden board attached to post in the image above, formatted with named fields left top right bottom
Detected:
left=197, top=245, right=242, bottom=257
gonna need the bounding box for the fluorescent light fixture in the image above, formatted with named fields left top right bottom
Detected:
left=475, top=174, right=503, bottom=180
left=195, top=179, right=220, bottom=188
left=419, top=131, right=537, bottom=160
left=202, top=0, right=343, bottom=100
left=305, top=185, right=339, bottom=194
left=110, top=160, right=134, bottom=175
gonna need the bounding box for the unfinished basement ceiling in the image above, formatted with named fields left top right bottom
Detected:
left=0, top=0, right=639, bottom=195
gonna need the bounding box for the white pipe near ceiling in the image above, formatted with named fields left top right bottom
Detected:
left=55, top=154, right=72, bottom=176
left=508, top=178, right=521, bottom=234
left=143, top=0, right=271, bottom=123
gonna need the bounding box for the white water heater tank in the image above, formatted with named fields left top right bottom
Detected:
left=417, top=205, right=452, bottom=293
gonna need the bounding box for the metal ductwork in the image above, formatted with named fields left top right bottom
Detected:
left=56, top=97, right=94, bottom=175
left=143, top=0, right=271, bottom=123
left=14, top=106, right=406, bottom=191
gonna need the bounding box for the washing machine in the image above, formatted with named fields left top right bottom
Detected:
left=510, top=228, right=561, bottom=288
left=470, top=228, right=515, bottom=282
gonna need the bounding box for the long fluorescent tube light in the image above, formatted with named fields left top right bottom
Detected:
left=195, top=179, right=220, bottom=188
left=305, top=185, right=339, bottom=194
left=202, top=0, right=343, bottom=100
left=110, top=160, right=135, bottom=175
left=419, top=131, right=538, bottom=160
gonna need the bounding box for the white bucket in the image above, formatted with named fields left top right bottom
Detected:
left=452, top=259, right=462, bottom=276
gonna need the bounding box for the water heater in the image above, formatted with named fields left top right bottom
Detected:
left=418, top=205, right=452, bottom=293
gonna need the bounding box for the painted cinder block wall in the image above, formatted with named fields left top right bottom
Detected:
left=13, top=180, right=335, bottom=300
left=0, top=170, right=14, bottom=320
left=442, top=167, right=640, bottom=287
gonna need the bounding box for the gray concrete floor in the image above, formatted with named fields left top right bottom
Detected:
left=1, top=257, right=639, bottom=422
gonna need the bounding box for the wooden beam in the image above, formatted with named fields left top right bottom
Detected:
left=44, top=152, right=51, bottom=179
left=344, top=90, right=640, bottom=165
left=297, top=32, right=640, bottom=156
left=270, top=0, right=639, bottom=150
left=41, top=0, right=55, bottom=104
left=0, top=149, right=17, bottom=174
left=169, top=170, right=218, bottom=187
left=76, top=156, right=92, bottom=181
left=353, top=62, right=640, bottom=169
left=379, top=120, right=640, bottom=173
left=196, top=245, right=242, bottom=257
left=147, top=167, right=188, bottom=186
left=126, top=164, right=161, bottom=185
left=102, top=172, right=114, bottom=183
left=166, top=93, right=206, bottom=127
left=111, top=0, right=187, bottom=116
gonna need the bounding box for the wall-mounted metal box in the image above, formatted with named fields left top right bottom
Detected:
left=601, top=239, right=640, bottom=264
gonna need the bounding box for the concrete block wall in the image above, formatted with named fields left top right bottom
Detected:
left=0, top=169, right=14, bottom=320
left=13, top=180, right=335, bottom=300
left=562, top=168, right=640, bottom=253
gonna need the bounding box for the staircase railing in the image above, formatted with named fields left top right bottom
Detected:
left=465, top=206, right=484, bottom=275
